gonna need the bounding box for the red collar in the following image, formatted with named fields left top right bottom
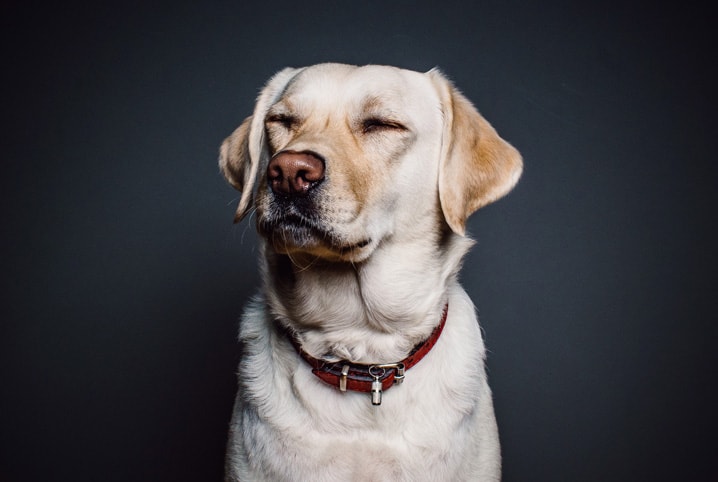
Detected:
left=288, top=304, right=448, bottom=405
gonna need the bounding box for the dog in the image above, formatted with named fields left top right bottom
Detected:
left=219, top=63, right=522, bottom=481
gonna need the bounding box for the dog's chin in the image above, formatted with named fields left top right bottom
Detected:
left=260, top=222, right=373, bottom=263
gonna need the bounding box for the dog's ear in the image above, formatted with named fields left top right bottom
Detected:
left=428, top=69, right=523, bottom=235
left=219, top=67, right=300, bottom=223
left=219, top=117, right=254, bottom=222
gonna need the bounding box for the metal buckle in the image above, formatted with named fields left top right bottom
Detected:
left=370, top=362, right=406, bottom=385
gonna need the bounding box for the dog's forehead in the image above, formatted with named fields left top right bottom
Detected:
left=280, top=64, right=437, bottom=112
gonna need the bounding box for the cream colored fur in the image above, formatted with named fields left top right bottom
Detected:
left=219, top=63, right=522, bottom=481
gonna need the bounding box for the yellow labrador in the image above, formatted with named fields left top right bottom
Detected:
left=220, top=63, right=521, bottom=481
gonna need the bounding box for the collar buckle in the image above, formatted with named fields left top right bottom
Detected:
left=370, top=362, right=406, bottom=385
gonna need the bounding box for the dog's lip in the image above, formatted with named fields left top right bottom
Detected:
left=259, top=215, right=371, bottom=255
left=351, top=238, right=371, bottom=248
left=337, top=238, right=371, bottom=254
left=258, top=213, right=326, bottom=240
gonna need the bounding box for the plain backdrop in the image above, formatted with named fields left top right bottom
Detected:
left=2, top=1, right=715, bottom=481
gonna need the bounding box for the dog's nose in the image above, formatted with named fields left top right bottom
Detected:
left=267, top=151, right=325, bottom=196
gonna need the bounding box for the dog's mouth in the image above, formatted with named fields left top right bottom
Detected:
left=258, top=214, right=371, bottom=259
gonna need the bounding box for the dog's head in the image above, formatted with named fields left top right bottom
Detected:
left=220, top=64, right=522, bottom=262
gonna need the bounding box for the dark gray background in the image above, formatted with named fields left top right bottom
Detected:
left=2, top=1, right=715, bottom=481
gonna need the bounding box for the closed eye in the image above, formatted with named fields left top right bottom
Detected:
left=266, top=113, right=297, bottom=129
left=362, top=117, right=407, bottom=134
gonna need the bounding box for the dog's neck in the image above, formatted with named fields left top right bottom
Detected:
left=260, top=231, right=473, bottom=363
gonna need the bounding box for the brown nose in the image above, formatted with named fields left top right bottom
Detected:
left=267, top=151, right=325, bottom=196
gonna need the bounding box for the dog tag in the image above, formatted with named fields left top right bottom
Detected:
left=371, top=376, right=382, bottom=405
left=369, top=366, right=386, bottom=406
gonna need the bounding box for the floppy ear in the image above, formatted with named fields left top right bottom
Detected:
left=429, top=69, right=523, bottom=235
left=219, top=117, right=254, bottom=222
left=218, top=67, right=300, bottom=223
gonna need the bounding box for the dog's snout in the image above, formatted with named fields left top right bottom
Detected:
left=267, top=151, right=325, bottom=196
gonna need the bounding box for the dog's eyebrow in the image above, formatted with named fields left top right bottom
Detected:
left=359, top=95, right=404, bottom=121
left=360, top=95, right=385, bottom=112
left=360, top=95, right=400, bottom=114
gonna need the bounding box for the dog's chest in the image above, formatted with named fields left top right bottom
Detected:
left=243, top=401, right=471, bottom=481
left=239, top=352, right=477, bottom=481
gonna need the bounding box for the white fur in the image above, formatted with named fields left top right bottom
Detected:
left=220, top=64, right=522, bottom=481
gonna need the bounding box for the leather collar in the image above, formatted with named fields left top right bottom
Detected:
left=287, top=304, right=448, bottom=405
